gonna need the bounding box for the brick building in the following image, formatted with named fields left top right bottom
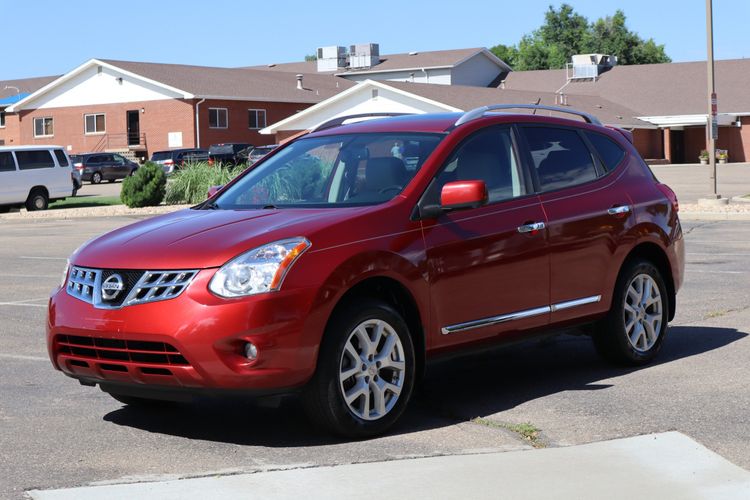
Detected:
left=2, top=59, right=354, bottom=160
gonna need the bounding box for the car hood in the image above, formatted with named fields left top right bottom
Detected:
left=74, top=207, right=370, bottom=270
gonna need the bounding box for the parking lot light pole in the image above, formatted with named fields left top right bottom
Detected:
left=699, top=0, right=727, bottom=206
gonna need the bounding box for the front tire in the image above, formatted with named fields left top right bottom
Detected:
left=594, top=259, right=669, bottom=365
left=91, top=172, right=102, bottom=184
left=303, top=299, right=415, bottom=438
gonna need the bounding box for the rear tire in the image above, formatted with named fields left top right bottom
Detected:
left=303, top=299, right=415, bottom=438
left=594, top=259, right=669, bottom=365
left=25, top=189, right=49, bottom=211
left=91, top=172, right=102, bottom=184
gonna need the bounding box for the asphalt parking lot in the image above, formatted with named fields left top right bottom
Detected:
left=1, top=215, right=749, bottom=498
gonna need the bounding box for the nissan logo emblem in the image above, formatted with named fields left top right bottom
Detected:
left=101, top=274, right=125, bottom=301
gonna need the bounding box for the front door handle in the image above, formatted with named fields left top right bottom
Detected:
left=517, top=222, right=546, bottom=234
left=607, top=205, right=631, bottom=217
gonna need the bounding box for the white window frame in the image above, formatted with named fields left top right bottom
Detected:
left=84, top=113, right=106, bottom=135
left=33, top=117, right=54, bottom=138
left=248, top=109, right=267, bottom=130
left=208, top=107, right=228, bottom=129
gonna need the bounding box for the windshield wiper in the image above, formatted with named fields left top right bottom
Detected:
left=262, top=204, right=278, bottom=210
left=202, top=200, right=220, bottom=210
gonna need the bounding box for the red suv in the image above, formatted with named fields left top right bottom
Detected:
left=47, top=105, right=684, bottom=437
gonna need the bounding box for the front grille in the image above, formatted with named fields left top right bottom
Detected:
left=57, top=334, right=189, bottom=366
left=66, top=266, right=197, bottom=309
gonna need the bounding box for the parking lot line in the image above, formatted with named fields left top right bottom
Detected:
left=0, top=353, right=47, bottom=362
left=687, top=253, right=750, bottom=257
left=18, top=256, right=67, bottom=261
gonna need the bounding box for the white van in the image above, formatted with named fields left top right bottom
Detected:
left=0, top=145, right=74, bottom=212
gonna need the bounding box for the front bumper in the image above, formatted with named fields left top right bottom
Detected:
left=47, top=269, right=322, bottom=394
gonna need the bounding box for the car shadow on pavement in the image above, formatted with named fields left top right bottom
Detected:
left=103, top=325, right=745, bottom=446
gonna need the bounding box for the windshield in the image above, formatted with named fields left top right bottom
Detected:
left=212, top=133, right=443, bottom=209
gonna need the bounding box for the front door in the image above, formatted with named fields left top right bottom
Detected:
left=126, top=110, right=140, bottom=146
left=422, top=126, right=550, bottom=350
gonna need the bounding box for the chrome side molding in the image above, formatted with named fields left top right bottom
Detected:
left=441, top=295, right=601, bottom=335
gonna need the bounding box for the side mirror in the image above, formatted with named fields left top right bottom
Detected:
left=207, top=185, right=224, bottom=199
left=440, top=180, right=488, bottom=211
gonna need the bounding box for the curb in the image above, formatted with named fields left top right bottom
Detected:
left=678, top=211, right=750, bottom=221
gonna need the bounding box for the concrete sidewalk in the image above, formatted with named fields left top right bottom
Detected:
left=29, top=432, right=750, bottom=500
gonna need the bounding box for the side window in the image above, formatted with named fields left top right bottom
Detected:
left=0, top=152, right=16, bottom=172
left=434, top=127, right=524, bottom=204
left=585, top=131, right=626, bottom=171
left=102, top=154, right=115, bottom=163
left=53, top=150, right=69, bottom=167
left=113, top=154, right=126, bottom=164
left=522, top=127, right=598, bottom=191
left=16, top=150, right=55, bottom=170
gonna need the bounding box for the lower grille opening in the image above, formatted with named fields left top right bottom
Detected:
left=69, top=360, right=89, bottom=368
left=100, top=363, right=128, bottom=372
left=56, top=335, right=190, bottom=367
left=140, top=367, right=172, bottom=376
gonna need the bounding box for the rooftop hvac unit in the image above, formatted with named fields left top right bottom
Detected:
left=317, top=46, right=347, bottom=72
left=349, top=43, right=380, bottom=70
left=568, top=53, right=617, bottom=81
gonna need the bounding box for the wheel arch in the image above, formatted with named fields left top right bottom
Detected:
left=619, top=241, right=676, bottom=321
left=325, top=275, right=426, bottom=382
left=27, top=185, right=49, bottom=199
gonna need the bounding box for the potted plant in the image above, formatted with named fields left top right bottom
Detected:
left=717, top=149, right=729, bottom=164
left=699, top=150, right=709, bottom=165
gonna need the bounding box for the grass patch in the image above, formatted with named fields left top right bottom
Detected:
left=165, top=162, right=243, bottom=205
left=471, top=417, right=544, bottom=448
left=49, top=196, right=122, bottom=210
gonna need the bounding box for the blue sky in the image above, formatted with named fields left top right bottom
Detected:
left=2, top=0, right=748, bottom=80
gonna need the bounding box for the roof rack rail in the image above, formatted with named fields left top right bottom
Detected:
left=454, top=104, right=601, bottom=127
left=311, top=113, right=414, bottom=133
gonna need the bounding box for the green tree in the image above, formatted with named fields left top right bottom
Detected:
left=492, top=3, right=670, bottom=70
left=304, top=54, right=318, bottom=62
left=585, top=10, right=670, bottom=65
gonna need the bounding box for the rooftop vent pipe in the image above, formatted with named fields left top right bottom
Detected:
left=296, top=74, right=303, bottom=90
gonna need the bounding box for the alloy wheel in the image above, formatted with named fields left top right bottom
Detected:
left=623, top=273, right=663, bottom=352
left=338, top=319, right=406, bottom=421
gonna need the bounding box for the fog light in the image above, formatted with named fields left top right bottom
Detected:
left=244, top=342, right=258, bottom=361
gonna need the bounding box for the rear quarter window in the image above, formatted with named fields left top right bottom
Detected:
left=16, top=150, right=55, bottom=170
left=0, top=152, right=16, bottom=172
left=53, top=149, right=69, bottom=167
left=585, top=131, right=626, bottom=171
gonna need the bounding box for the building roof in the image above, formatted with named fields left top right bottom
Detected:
left=0, top=75, right=59, bottom=102
left=381, top=81, right=648, bottom=128
left=98, top=59, right=356, bottom=102
left=249, top=47, right=507, bottom=75
left=502, top=59, right=750, bottom=117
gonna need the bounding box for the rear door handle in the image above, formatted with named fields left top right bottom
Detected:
left=607, top=205, right=631, bottom=217
left=517, top=222, right=546, bottom=234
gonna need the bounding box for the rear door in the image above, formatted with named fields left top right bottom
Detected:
left=14, top=149, right=58, bottom=200
left=98, top=154, right=116, bottom=179
left=518, top=125, right=634, bottom=323
left=51, top=149, right=73, bottom=196
left=422, top=126, right=550, bottom=349
left=111, top=154, right=130, bottom=178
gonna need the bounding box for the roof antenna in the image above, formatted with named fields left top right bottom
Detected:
left=532, top=97, right=541, bottom=114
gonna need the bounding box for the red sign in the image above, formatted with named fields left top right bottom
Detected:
left=711, top=92, right=718, bottom=116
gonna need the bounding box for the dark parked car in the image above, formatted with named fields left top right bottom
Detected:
left=150, top=148, right=209, bottom=174
left=245, top=144, right=279, bottom=164
left=48, top=105, right=683, bottom=438
left=208, top=143, right=253, bottom=166
left=70, top=153, right=138, bottom=184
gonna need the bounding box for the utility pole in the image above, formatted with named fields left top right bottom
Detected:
left=705, top=0, right=719, bottom=198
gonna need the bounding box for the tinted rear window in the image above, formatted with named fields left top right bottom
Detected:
left=151, top=151, right=172, bottom=161
left=54, top=149, right=69, bottom=167
left=522, top=127, right=598, bottom=191
left=16, top=150, right=55, bottom=170
left=585, top=131, right=626, bottom=171
left=0, top=152, right=16, bottom=172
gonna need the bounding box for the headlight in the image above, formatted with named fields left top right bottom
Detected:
left=209, top=237, right=311, bottom=298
